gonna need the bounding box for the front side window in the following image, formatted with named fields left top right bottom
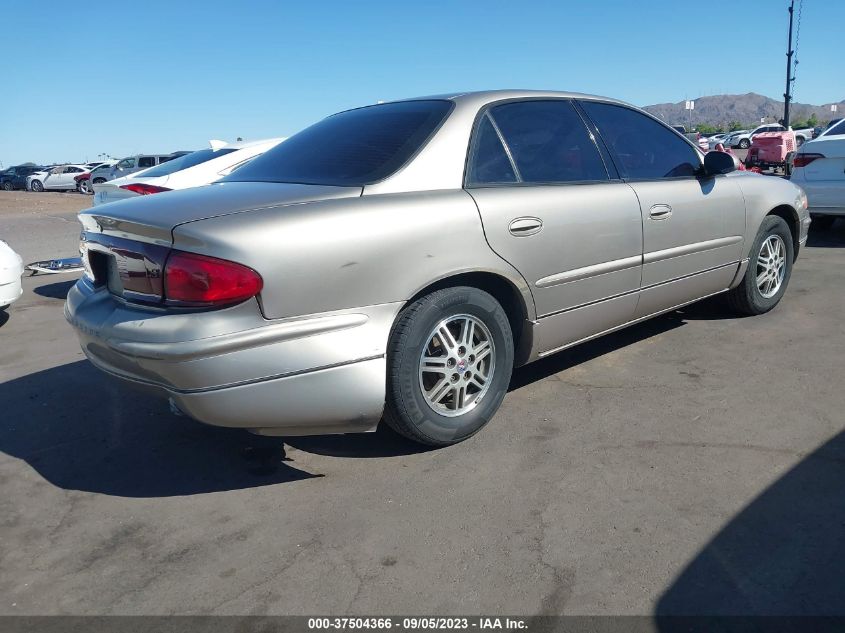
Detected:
left=224, top=100, right=453, bottom=186
left=581, top=101, right=700, bottom=180
left=117, top=158, right=134, bottom=169
left=469, top=100, right=608, bottom=185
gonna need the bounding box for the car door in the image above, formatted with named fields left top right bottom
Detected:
left=466, top=99, right=644, bottom=355
left=580, top=100, right=746, bottom=318
left=51, top=166, right=74, bottom=189
left=43, top=166, right=64, bottom=189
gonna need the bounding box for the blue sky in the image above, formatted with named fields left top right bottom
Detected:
left=1, top=0, right=841, bottom=166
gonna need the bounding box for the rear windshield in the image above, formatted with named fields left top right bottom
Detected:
left=223, top=100, right=453, bottom=186
left=823, top=119, right=845, bottom=136
left=138, top=148, right=236, bottom=178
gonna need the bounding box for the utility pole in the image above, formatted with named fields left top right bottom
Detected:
left=784, top=0, right=795, bottom=127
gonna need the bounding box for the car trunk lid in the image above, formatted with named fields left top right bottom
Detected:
left=78, top=182, right=362, bottom=304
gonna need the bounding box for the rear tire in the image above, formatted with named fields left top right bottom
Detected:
left=726, top=216, right=793, bottom=316
left=384, top=286, right=514, bottom=446
left=811, top=215, right=836, bottom=231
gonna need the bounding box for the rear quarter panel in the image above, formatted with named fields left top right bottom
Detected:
left=172, top=190, right=535, bottom=320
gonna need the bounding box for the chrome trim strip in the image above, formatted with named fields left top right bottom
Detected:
left=538, top=287, right=730, bottom=359
left=643, top=235, right=742, bottom=265
left=107, top=313, right=369, bottom=361
left=538, top=261, right=740, bottom=319
left=536, top=255, right=641, bottom=289
left=82, top=348, right=384, bottom=394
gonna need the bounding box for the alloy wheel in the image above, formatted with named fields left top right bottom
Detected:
left=756, top=235, right=786, bottom=298
left=418, top=314, right=496, bottom=417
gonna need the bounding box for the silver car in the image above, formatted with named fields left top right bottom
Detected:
left=66, top=90, right=810, bottom=446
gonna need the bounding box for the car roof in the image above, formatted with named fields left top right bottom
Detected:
left=388, top=89, right=632, bottom=110
left=216, top=137, right=286, bottom=151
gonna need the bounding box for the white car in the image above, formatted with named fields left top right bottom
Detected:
left=707, top=133, right=729, bottom=149
left=92, top=138, right=284, bottom=206
left=790, top=118, right=845, bottom=229
left=28, top=165, right=89, bottom=192
left=722, top=130, right=749, bottom=149
left=730, top=124, right=814, bottom=149
left=0, top=240, right=24, bottom=309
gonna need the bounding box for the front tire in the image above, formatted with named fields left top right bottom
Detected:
left=30, top=180, right=44, bottom=192
left=739, top=138, right=750, bottom=149
left=726, top=216, right=794, bottom=315
left=2, top=181, right=11, bottom=191
left=78, top=180, right=93, bottom=194
left=384, top=286, right=514, bottom=446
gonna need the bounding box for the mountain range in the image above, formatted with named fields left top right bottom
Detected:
left=642, top=93, right=844, bottom=127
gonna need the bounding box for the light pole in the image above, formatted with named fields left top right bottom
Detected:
left=784, top=0, right=795, bottom=127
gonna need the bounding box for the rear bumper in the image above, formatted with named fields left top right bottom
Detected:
left=808, top=207, right=845, bottom=217
left=0, top=279, right=22, bottom=306
left=65, top=279, right=400, bottom=435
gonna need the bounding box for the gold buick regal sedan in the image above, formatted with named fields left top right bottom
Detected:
left=66, top=90, right=810, bottom=446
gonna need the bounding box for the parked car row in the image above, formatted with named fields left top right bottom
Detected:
left=3, top=140, right=286, bottom=202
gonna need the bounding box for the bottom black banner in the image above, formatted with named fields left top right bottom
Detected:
left=1, top=616, right=844, bottom=633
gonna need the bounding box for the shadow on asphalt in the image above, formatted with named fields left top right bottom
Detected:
left=656, top=429, right=845, bottom=617
left=509, top=308, right=688, bottom=391
left=0, top=361, right=323, bottom=497
left=33, top=278, right=77, bottom=300
left=806, top=220, right=845, bottom=248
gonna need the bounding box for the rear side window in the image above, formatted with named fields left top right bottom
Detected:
left=824, top=119, right=845, bottom=136
left=581, top=101, right=700, bottom=179
left=138, top=157, right=155, bottom=168
left=487, top=100, right=608, bottom=184
left=466, top=115, right=517, bottom=185
left=224, top=100, right=453, bottom=186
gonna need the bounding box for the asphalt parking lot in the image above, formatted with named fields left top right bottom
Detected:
left=1, top=190, right=844, bottom=616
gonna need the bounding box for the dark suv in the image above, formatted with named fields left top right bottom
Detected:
left=1, top=165, right=45, bottom=191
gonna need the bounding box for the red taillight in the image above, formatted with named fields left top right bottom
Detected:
left=119, top=183, right=172, bottom=195
left=164, top=251, right=263, bottom=306
left=793, top=153, right=825, bottom=168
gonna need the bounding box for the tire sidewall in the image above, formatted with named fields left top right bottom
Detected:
left=743, top=216, right=794, bottom=313
left=31, top=180, right=43, bottom=192
left=389, top=288, right=513, bottom=445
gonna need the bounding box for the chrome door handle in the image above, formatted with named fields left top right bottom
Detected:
left=649, top=204, right=673, bottom=220
left=508, top=217, right=543, bottom=236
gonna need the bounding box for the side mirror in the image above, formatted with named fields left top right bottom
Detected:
left=703, top=150, right=739, bottom=176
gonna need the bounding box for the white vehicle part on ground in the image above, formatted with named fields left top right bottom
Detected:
left=0, top=240, right=24, bottom=308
